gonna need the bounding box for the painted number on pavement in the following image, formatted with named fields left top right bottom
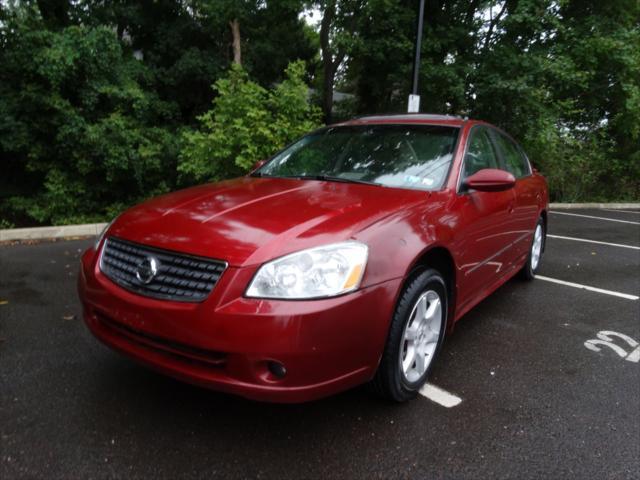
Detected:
left=584, top=331, right=640, bottom=363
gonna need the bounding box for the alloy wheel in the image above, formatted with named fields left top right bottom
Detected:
left=399, top=290, right=443, bottom=383
left=531, top=224, right=543, bottom=271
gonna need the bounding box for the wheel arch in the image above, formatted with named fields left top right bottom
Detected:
left=406, top=245, right=457, bottom=333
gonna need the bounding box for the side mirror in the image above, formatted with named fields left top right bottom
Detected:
left=464, top=168, right=515, bottom=192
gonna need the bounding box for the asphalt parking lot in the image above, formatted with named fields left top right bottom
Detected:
left=1, top=208, right=639, bottom=479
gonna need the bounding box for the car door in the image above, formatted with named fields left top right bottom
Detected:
left=490, top=130, right=538, bottom=260
left=451, top=126, right=518, bottom=311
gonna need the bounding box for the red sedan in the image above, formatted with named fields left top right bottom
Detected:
left=78, top=114, right=548, bottom=403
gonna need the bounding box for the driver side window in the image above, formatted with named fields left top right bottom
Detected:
left=462, top=128, right=499, bottom=181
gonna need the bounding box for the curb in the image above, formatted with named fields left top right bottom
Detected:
left=0, top=223, right=107, bottom=242
left=549, top=202, right=640, bottom=209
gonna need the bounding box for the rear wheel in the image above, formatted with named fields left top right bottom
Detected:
left=520, top=217, right=545, bottom=280
left=371, top=269, right=447, bottom=402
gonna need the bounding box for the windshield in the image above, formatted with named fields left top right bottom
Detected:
left=255, top=124, right=459, bottom=191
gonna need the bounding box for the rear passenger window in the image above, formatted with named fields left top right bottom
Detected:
left=493, top=133, right=531, bottom=178
left=462, top=128, right=499, bottom=180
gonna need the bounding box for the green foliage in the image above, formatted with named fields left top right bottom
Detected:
left=0, top=7, right=180, bottom=225
left=477, top=0, right=640, bottom=201
left=0, top=0, right=638, bottom=229
left=0, top=218, right=15, bottom=229
left=342, top=0, right=414, bottom=112
left=0, top=1, right=318, bottom=226
left=179, top=61, right=322, bottom=183
left=347, top=0, right=639, bottom=201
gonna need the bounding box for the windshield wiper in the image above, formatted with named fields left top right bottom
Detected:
left=252, top=172, right=382, bottom=186
left=280, top=174, right=382, bottom=187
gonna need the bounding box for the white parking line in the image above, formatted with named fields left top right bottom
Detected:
left=600, top=208, right=640, bottom=215
left=550, top=211, right=640, bottom=225
left=419, top=383, right=462, bottom=408
left=536, top=275, right=639, bottom=301
left=547, top=234, right=640, bottom=250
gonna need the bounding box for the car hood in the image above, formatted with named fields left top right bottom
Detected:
left=109, top=177, right=427, bottom=267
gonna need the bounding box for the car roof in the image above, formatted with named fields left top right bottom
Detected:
left=328, top=114, right=525, bottom=149
left=337, top=113, right=473, bottom=127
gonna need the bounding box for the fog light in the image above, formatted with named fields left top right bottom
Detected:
left=267, top=361, right=287, bottom=378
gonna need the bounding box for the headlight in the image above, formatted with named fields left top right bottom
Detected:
left=246, top=241, right=368, bottom=299
left=94, top=217, right=117, bottom=250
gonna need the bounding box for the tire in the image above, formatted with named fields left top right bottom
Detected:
left=520, top=216, right=545, bottom=281
left=370, top=269, right=448, bottom=402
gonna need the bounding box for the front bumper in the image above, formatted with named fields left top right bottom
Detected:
left=78, top=246, right=401, bottom=403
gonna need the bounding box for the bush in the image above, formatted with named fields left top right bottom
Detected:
left=0, top=16, right=179, bottom=226
left=178, top=61, right=322, bottom=183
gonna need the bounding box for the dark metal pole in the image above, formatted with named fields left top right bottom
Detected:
left=411, top=0, right=426, bottom=95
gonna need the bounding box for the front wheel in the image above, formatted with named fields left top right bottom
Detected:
left=520, top=217, right=545, bottom=280
left=370, top=269, right=447, bottom=402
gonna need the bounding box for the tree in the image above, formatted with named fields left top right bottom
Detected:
left=345, top=0, right=639, bottom=201
left=0, top=6, right=178, bottom=225
left=311, top=0, right=363, bottom=122
left=1, top=0, right=638, bottom=228
left=179, top=61, right=322, bottom=183
left=345, top=0, right=488, bottom=115
left=342, top=0, right=414, bottom=115
left=0, top=0, right=321, bottom=226
left=244, top=1, right=319, bottom=87
left=83, top=0, right=318, bottom=120
left=551, top=0, right=640, bottom=199
left=199, top=0, right=259, bottom=66
left=187, top=0, right=319, bottom=86
left=470, top=0, right=639, bottom=200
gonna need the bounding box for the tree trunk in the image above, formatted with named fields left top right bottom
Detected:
left=319, top=1, right=337, bottom=123
left=322, top=62, right=335, bottom=123
left=229, top=19, right=241, bottom=65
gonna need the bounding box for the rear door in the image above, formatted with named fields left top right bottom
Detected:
left=452, top=126, right=517, bottom=310
left=490, top=130, right=538, bottom=259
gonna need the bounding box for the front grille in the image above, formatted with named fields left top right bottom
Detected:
left=99, top=237, right=227, bottom=302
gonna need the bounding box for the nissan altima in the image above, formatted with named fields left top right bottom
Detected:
left=78, top=114, right=548, bottom=402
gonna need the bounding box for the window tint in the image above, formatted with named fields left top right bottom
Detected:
left=493, top=132, right=530, bottom=178
left=462, top=129, right=499, bottom=180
